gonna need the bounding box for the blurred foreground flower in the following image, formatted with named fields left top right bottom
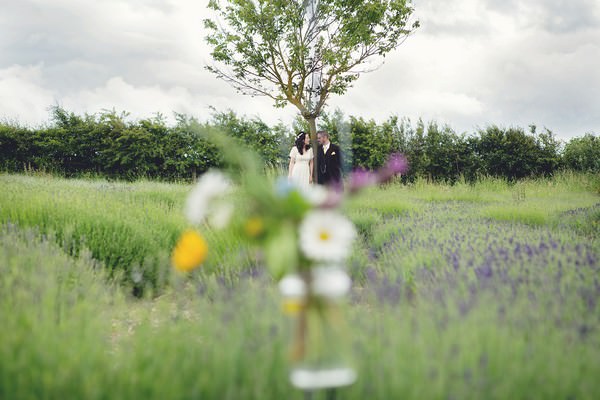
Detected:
left=348, top=153, right=408, bottom=193
left=299, top=210, right=356, bottom=263
left=170, top=127, right=410, bottom=391
left=348, top=168, right=377, bottom=193
left=185, top=170, right=233, bottom=228
left=377, top=153, right=409, bottom=183
left=244, top=216, right=265, bottom=238
left=171, top=230, right=208, bottom=272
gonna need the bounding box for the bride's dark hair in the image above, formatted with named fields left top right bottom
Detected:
left=295, top=131, right=310, bottom=155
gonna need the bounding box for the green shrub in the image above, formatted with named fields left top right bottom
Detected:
left=563, top=133, right=600, bottom=173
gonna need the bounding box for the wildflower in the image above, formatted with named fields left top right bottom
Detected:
left=282, top=299, right=305, bottom=315
left=208, top=203, right=234, bottom=229
left=299, top=210, right=356, bottom=262
left=171, top=230, right=208, bottom=272
left=244, top=216, right=265, bottom=238
left=376, top=153, right=409, bottom=183
left=348, top=168, right=377, bottom=193
left=320, top=187, right=345, bottom=209
left=298, top=184, right=328, bottom=206
left=279, top=274, right=306, bottom=315
left=185, top=170, right=232, bottom=227
left=311, top=267, right=352, bottom=298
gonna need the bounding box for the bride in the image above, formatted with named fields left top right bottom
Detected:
left=288, top=131, right=314, bottom=189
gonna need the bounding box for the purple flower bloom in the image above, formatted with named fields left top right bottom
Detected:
left=376, top=153, right=409, bottom=183
left=587, top=252, right=597, bottom=266
left=451, top=252, right=460, bottom=270
left=348, top=168, right=378, bottom=193
left=386, top=153, right=409, bottom=175
left=475, top=262, right=493, bottom=279
left=365, top=266, right=378, bottom=283
left=320, top=187, right=345, bottom=208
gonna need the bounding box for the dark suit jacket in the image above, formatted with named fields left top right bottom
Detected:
left=317, top=143, right=342, bottom=186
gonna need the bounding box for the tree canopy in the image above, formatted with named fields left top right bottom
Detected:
left=204, top=0, right=419, bottom=133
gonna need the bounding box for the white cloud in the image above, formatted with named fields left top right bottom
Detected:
left=0, top=0, right=598, bottom=139
left=55, top=75, right=298, bottom=126
left=0, top=64, right=55, bottom=125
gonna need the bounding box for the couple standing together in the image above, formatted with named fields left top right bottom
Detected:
left=288, top=130, right=342, bottom=189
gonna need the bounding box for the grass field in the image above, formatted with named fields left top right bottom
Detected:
left=1, top=171, right=599, bottom=399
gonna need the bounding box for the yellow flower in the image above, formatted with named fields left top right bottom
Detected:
left=282, top=299, right=305, bottom=315
left=244, top=216, right=265, bottom=238
left=171, top=230, right=208, bottom=272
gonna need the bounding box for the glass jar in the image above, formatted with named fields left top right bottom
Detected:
left=278, top=266, right=356, bottom=391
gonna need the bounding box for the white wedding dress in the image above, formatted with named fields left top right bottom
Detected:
left=289, top=147, right=314, bottom=189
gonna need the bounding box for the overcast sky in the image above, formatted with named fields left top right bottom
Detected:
left=1, top=0, right=599, bottom=140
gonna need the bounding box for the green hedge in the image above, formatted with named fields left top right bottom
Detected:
left=1, top=107, right=598, bottom=182
left=0, top=107, right=288, bottom=180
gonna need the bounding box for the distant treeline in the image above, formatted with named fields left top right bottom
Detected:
left=1, top=106, right=598, bottom=182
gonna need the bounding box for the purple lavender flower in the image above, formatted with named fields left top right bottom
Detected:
left=320, top=187, right=345, bottom=208
left=475, top=262, right=493, bottom=279
left=365, top=266, right=378, bottom=283
left=348, top=168, right=378, bottom=193
left=376, top=153, right=409, bottom=183
left=451, top=252, right=460, bottom=270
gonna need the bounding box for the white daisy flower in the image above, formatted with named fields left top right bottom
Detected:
left=278, top=268, right=351, bottom=299
left=299, top=210, right=357, bottom=262
left=185, top=170, right=233, bottom=226
left=208, top=203, right=234, bottom=229
left=311, top=267, right=351, bottom=298
left=298, top=184, right=328, bottom=206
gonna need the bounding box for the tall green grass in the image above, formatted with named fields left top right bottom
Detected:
left=2, top=172, right=597, bottom=287
left=0, top=174, right=255, bottom=292
left=0, top=225, right=292, bottom=399
left=1, top=172, right=599, bottom=399
left=2, top=220, right=599, bottom=398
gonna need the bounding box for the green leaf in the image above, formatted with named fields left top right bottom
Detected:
left=203, top=0, right=419, bottom=120
left=264, top=223, right=298, bottom=280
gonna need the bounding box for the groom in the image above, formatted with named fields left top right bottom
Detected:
left=316, top=130, right=342, bottom=187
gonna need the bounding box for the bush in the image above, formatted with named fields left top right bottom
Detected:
left=0, top=107, right=289, bottom=181
left=563, top=133, right=600, bottom=173
left=476, top=125, right=562, bottom=180
left=0, top=106, right=590, bottom=182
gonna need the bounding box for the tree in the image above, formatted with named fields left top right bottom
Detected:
left=563, top=133, right=600, bottom=173
left=204, top=0, right=419, bottom=137
left=210, top=109, right=284, bottom=167
left=477, top=126, right=542, bottom=181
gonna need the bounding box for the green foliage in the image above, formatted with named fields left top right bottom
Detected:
left=1, top=173, right=599, bottom=399
left=204, top=0, right=418, bottom=130
left=563, top=133, right=600, bottom=173
left=0, top=227, right=121, bottom=400
left=0, top=174, right=188, bottom=294
left=0, top=226, right=291, bottom=399
left=419, top=121, right=480, bottom=183
left=209, top=109, right=284, bottom=168
left=340, top=117, right=565, bottom=183
left=0, top=106, right=594, bottom=183
left=0, top=107, right=285, bottom=180
left=349, top=116, right=392, bottom=170
left=476, top=125, right=563, bottom=181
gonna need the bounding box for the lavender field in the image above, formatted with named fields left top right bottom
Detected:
left=1, top=172, right=599, bottom=399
